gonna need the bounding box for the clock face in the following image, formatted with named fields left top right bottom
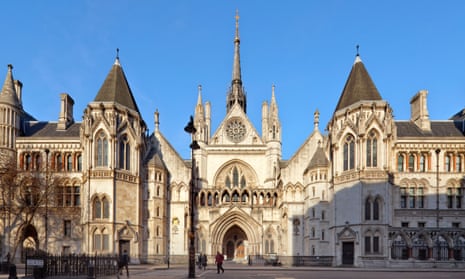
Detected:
left=226, top=119, right=246, bottom=143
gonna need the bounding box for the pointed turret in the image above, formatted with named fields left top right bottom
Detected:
left=0, top=64, right=21, bottom=152
left=0, top=64, right=21, bottom=108
left=268, top=84, right=281, bottom=141
left=334, top=50, right=381, bottom=112
left=226, top=10, right=247, bottom=113
left=194, top=85, right=208, bottom=143
left=93, top=52, right=140, bottom=113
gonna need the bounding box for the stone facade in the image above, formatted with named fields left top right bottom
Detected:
left=0, top=15, right=464, bottom=268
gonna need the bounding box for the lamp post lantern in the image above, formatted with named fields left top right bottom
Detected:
left=184, top=116, right=200, bottom=278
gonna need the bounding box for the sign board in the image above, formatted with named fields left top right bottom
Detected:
left=26, top=259, right=44, bottom=267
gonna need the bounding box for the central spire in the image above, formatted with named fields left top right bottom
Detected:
left=227, top=9, right=246, bottom=113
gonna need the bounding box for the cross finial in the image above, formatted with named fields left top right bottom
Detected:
left=356, top=45, right=360, bottom=56
left=116, top=48, right=120, bottom=60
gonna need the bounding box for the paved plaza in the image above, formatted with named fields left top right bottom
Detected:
left=1, top=262, right=463, bottom=279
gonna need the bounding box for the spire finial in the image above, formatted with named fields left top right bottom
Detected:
left=7, top=64, right=13, bottom=71
left=235, top=9, right=240, bottom=43
left=354, top=45, right=362, bottom=64
left=154, top=109, right=160, bottom=132
left=114, top=48, right=121, bottom=65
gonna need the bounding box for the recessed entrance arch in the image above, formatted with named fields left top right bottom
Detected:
left=223, top=225, right=247, bottom=260
left=21, top=224, right=39, bottom=262
left=210, top=207, right=262, bottom=260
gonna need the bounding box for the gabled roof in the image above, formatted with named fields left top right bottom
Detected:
left=334, top=55, right=382, bottom=112
left=93, top=58, right=140, bottom=113
left=396, top=121, right=465, bottom=137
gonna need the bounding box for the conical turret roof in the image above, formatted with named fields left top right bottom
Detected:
left=94, top=57, right=140, bottom=113
left=334, top=54, right=382, bottom=112
left=0, top=64, right=21, bottom=107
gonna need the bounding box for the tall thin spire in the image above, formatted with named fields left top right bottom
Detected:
left=232, top=9, right=242, bottom=84
left=227, top=9, right=246, bottom=113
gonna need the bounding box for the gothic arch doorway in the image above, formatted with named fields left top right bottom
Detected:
left=21, top=224, right=39, bottom=262
left=223, top=225, right=247, bottom=261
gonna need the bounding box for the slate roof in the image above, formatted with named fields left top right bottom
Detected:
left=147, top=152, right=166, bottom=169
left=304, top=146, right=329, bottom=174
left=93, top=59, right=140, bottom=113
left=0, top=64, right=21, bottom=107
left=334, top=55, right=382, bottom=112
left=450, top=108, right=465, bottom=121
left=20, top=122, right=81, bottom=137
left=395, top=121, right=465, bottom=138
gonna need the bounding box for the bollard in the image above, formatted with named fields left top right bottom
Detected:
left=8, top=264, right=17, bottom=279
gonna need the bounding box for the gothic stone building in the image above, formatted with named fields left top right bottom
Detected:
left=1, top=16, right=464, bottom=268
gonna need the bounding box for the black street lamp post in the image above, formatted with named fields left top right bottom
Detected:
left=435, top=148, right=440, bottom=261
left=45, top=148, right=49, bottom=253
left=184, top=116, right=200, bottom=278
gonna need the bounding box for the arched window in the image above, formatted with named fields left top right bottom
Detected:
left=445, top=154, right=452, bottom=172
left=200, top=193, right=205, bottom=206
left=76, top=154, right=82, bottom=171
left=365, top=198, right=371, bottom=220
left=343, top=135, right=355, bottom=171
left=34, top=154, right=41, bottom=170
left=103, top=198, right=110, bottom=218
left=232, top=191, right=239, bottom=202
left=224, top=165, right=247, bottom=188
left=241, top=192, right=248, bottom=203
left=93, top=197, right=110, bottom=219
left=207, top=193, right=213, bottom=206
left=119, top=135, right=131, bottom=170
left=94, top=199, right=101, bottom=219
left=397, top=154, right=405, bottom=172
left=373, top=198, right=380, bottom=220
left=408, top=154, right=415, bottom=172
left=24, top=154, right=31, bottom=170
left=366, top=131, right=377, bottom=167
left=233, top=167, right=239, bottom=186
left=222, top=192, right=230, bottom=203
left=56, top=153, right=63, bottom=171
left=419, top=154, right=426, bottom=172
left=96, top=131, right=108, bottom=167
left=456, top=155, right=462, bottom=172
left=66, top=154, right=72, bottom=171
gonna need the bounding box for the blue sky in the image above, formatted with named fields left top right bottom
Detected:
left=1, top=1, right=464, bottom=159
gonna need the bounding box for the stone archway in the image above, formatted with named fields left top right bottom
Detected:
left=223, top=225, right=247, bottom=260
left=210, top=207, right=262, bottom=260
left=21, top=224, right=39, bottom=262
